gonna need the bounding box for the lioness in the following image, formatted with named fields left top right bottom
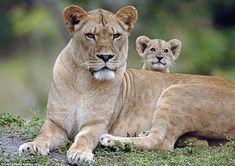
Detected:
left=19, top=5, right=235, bottom=165
left=136, top=36, right=181, bottom=72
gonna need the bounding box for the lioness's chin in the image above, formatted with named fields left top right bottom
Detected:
left=93, top=69, right=115, bottom=80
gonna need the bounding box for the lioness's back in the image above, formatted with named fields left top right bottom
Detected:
left=110, top=68, right=235, bottom=136
left=126, top=68, right=235, bottom=89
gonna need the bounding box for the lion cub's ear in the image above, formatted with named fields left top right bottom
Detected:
left=63, top=5, right=87, bottom=34
left=115, top=6, right=138, bottom=32
left=168, top=39, right=182, bottom=60
left=136, top=36, right=150, bottom=57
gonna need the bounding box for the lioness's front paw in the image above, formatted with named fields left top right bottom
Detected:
left=19, top=142, right=49, bottom=156
left=67, top=149, right=94, bottom=164
left=100, top=134, right=115, bottom=147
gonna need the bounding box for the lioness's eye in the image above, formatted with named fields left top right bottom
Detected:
left=85, top=33, right=95, bottom=40
left=150, top=48, right=156, bottom=52
left=113, top=33, right=121, bottom=40
left=164, top=49, right=169, bottom=53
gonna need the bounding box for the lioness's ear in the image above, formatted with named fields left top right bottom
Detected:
left=63, top=5, right=87, bottom=34
left=136, top=36, right=150, bottom=57
left=168, top=39, right=182, bottom=60
left=115, top=6, right=138, bottom=32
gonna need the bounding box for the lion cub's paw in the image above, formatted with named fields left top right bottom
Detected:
left=100, top=134, right=115, bottom=147
left=138, top=131, right=149, bottom=137
left=67, top=149, right=94, bottom=164
left=19, top=142, right=49, bottom=156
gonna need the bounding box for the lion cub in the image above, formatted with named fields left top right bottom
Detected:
left=136, top=36, right=208, bottom=146
left=136, top=36, right=181, bottom=137
left=136, top=36, right=182, bottom=73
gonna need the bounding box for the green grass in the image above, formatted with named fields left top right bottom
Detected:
left=0, top=113, right=44, bottom=141
left=0, top=113, right=235, bottom=165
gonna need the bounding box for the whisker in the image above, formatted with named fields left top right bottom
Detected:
left=146, top=59, right=154, bottom=63
left=170, top=61, right=176, bottom=66
left=89, top=60, right=100, bottom=63
left=79, top=62, right=90, bottom=69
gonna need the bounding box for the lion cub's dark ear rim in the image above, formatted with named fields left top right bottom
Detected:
left=63, top=5, right=87, bottom=34
left=168, top=39, right=182, bottom=59
left=136, top=36, right=150, bottom=57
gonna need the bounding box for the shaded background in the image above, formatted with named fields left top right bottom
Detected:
left=0, top=0, right=235, bottom=118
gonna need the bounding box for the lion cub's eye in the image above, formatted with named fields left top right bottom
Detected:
left=164, top=49, right=169, bottom=53
left=150, top=48, right=156, bottom=52
left=113, top=33, right=121, bottom=40
left=85, top=33, right=95, bottom=40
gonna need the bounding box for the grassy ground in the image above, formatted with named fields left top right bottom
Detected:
left=0, top=113, right=234, bottom=166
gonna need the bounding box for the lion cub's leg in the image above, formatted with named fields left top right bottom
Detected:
left=19, top=120, right=68, bottom=156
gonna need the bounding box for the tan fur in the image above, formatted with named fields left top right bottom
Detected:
left=136, top=37, right=208, bottom=146
left=136, top=36, right=181, bottom=72
left=19, top=5, right=235, bottom=164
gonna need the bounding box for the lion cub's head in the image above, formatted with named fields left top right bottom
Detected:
left=63, top=5, right=138, bottom=80
left=136, top=36, right=181, bottom=72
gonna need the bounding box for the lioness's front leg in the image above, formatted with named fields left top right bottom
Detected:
left=67, top=122, right=107, bottom=164
left=19, top=120, right=68, bottom=156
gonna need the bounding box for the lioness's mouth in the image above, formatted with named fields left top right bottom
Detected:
left=90, top=66, right=116, bottom=75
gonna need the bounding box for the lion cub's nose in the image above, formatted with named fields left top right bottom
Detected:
left=157, top=57, right=163, bottom=61
left=97, top=54, right=114, bottom=63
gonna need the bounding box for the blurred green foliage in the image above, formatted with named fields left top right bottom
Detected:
left=0, top=0, right=235, bottom=117
left=10, top=6, right=57, bottom=38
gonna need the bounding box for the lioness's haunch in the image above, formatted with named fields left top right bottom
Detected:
left=19, top=5, right=235, bottom=165
left=136, top=36, right=181, bottom=72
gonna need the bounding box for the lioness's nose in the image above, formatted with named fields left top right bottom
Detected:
left=97, top=54, right=114, bottom=63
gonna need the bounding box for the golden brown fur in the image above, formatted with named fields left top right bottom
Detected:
left=135, top=37, right=208, bottom=146
left=19, top=5, right=235, bottom=165
left=136, top=36, right=181, bottom=72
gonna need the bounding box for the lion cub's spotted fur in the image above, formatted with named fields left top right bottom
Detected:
left=136, top=36, right=181, bottom=72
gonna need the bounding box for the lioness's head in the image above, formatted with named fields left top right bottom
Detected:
left=63, top=5, right=138, bottom=80
left=136, top=36, right=181, bottom=72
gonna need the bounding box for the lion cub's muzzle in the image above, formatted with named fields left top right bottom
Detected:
left=152, top=57, right=166, bottom=66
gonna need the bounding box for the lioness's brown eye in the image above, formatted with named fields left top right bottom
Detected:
left=85, top=33, right=95, bottom=40
left=164, top=49, right=169, bottom=53
left=150, top=48, right=156, bottom=52
left=113, top=33, right=121, bottom=40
